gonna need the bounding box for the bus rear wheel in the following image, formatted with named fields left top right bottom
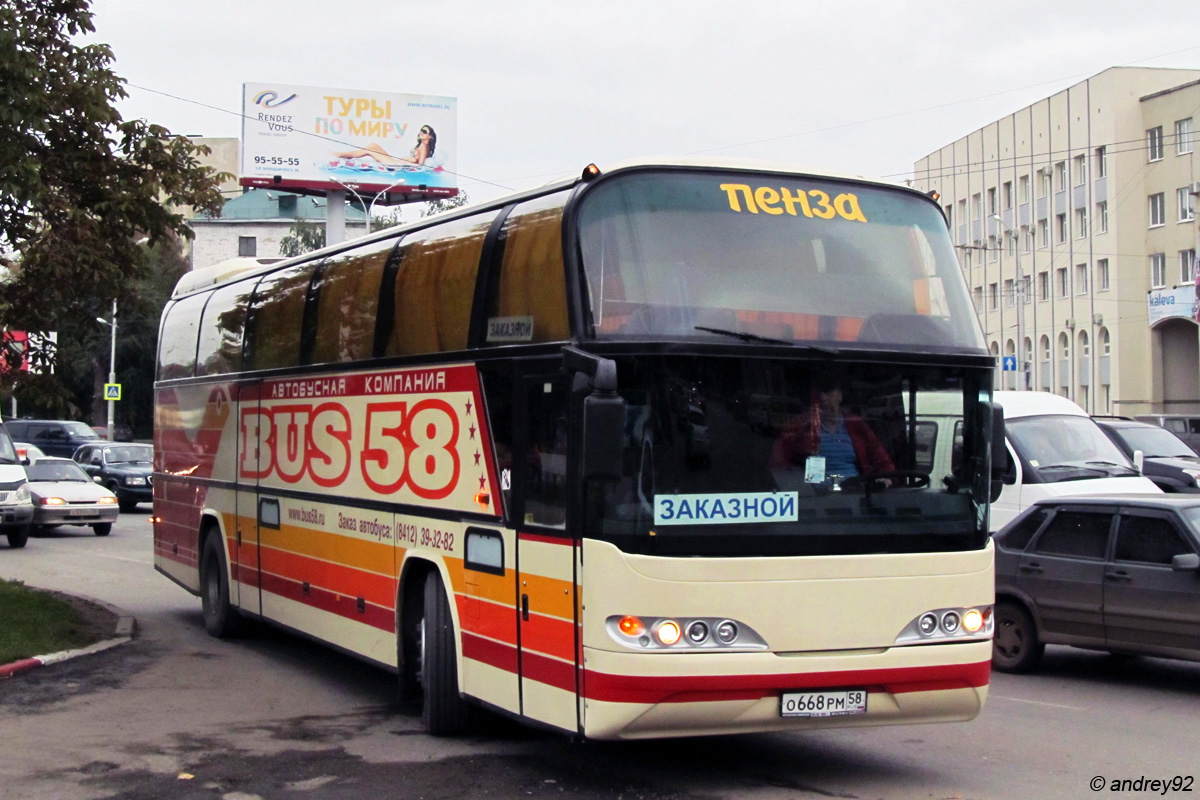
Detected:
left=421, top=571, right=470, bottom=735
left=200, top=532, right=243, bottom=639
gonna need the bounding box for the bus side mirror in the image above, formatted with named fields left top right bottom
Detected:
left=581, top=359, right=626, bottom=482
left=989, top=401, right=1006, bottom=503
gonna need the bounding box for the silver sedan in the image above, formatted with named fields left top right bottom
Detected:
left=25, top=458, right=120, bottom=536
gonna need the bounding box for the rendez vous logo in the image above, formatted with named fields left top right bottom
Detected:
left=253, top=90, right=298, bottom=108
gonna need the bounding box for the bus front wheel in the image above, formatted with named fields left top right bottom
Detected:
left=200, top=532, right=242, bottom=639
left=421, top=571, right=470, bottom=735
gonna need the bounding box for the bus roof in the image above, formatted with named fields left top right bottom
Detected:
left=171, top=157, right=924, bottom=300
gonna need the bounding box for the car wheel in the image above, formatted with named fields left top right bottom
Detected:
left=421, top=570, right=470, bottom=735
left=200, top=531, right=243, bottom=638
left=6, top=525, right=29, bottom=548
left=993, top=601, right=1044, bottom=673
left=92, top=522, right=112, bottom=537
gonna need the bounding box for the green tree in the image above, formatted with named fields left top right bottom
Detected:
left=278, top=220, right=326, bottom=257
left=0, top=0, right=228, bottom=412
left=373, top=190, right=471, bottom=232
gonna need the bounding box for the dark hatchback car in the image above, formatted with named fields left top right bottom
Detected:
left=993, top=495, right=1200, bottom=673
left=72, top=442, right=153, bottom=511
left=1094, top=418, right=1200, bottom=493
left=5, top=419, right=102, bottom=458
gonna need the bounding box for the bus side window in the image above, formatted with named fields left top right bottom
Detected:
left=158, top=293, right=209, bottom=380
left=522, top=380, right=568, bottom=529
left=384, top=212, right=498, bottom=357
left=246, top=263, right=318, bottom=371
left=483, top=193, right=570, bottom=347
left=310, top=237, right=393, bottom=365
left=195, top=281, right=252, bottom=376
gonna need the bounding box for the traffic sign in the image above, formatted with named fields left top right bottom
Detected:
left=104, top=383, right=122, bottom=401
left=1002, top=356, right=1017, bottom=372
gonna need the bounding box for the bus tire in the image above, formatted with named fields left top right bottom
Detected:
left=992, top=600, right=1043, bottom=673
left=200, top=531, right=243, bottom=639
left=421, top=571, right=470, bottom=735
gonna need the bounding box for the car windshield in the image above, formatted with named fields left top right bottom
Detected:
left=1008, top=415, right=1137, bottom=481
left=63, top=422, right=100, bottom=440
left=106, top=445, right=152, bottom=463
left=0, top=430, right=17, bottom=463
left=28, top=461, right=90, bottom=482
left=1114, top=426, right=1197, bottom=458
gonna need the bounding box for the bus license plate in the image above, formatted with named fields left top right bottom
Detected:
left=780, top=689, right=867, bottom=718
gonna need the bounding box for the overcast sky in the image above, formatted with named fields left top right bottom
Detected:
left=90, top=0, right=1200, bottom=206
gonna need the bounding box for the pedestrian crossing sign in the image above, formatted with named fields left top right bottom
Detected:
left=104, top=383, right=122, bottom=401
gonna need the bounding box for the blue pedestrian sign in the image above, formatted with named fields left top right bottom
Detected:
left=104, top=383, right=122, bottom=401
left=1002, top=356, right=1017, bottom=372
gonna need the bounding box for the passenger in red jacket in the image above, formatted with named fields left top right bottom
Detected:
left=770, top=374, right=894, bottom=487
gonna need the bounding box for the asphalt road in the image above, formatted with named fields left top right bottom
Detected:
left=2, top=511, right=1199, bottom=800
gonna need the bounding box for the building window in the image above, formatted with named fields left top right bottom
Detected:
left=1095, top=146, right=1107, bottom=178
left=1179, top=187, right=1196, bottom=222
left=1097, top=200, right=1108, bottom=233
left=1076, top=263, right=1088, bottom=294
left=1021, top=225, right=1032, bottom=253
left=1148, top=126, right=1164, bottom=161
left=1056, top=267, right=1068, bottom=298
left=1181, top=249, right=1197, bottom=284
left=1056, top=213, right=1067, bottom=243
left=1038, top=219, right=1049, bottom=248
left=1059, top=332, right=1070, bottom=360
left=989, top=282, right=999, bottom=310
left=1073, top=154, right=1086, bottom=186
left=944, top=204, right=953, bottom=226
left=1019, top=175, right=1029, bottom=202
left=971, top=193, right=981, bottom=221
left=987, top=235, right=996, bottom=262
left=972, top=286, right=983, bottom=312
left=1003, top=181, right=1013, bottom=209
left=1149, top=193, right=1166, bottom=227
left=987, top=188, right=997, bottom=215
left=1101, top=327, right=1111, bottom=356
left=1007, top=233, right=1016, bottom=256
left=1004, top=278, right=1014, bottom=307
left=1055, top=162, right=1067, bottom=192
left=1039, top=169, right=1051, bottom=198
left=1177, top=118, right=1193, bottom=155
left=964, top=248, right=973, bottom=269
left=1041, top=335, right=1051, bottom=362
left=1080, top=330, right=1090, bottom=357
left=1098, top=258, right=1110, bottom=291
left=1075, top=208, right=1087, bottom=238
left=1038, top=271, right=1049, bottom=301
left=958, top=198, right=967, bottom=225
left=1021, top=275, right=1031, bottom=304
left=1151, top=253, right=1166, bottom=288
left=238, top=236, right=257, bottom=257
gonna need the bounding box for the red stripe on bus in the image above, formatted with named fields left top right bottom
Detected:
left=258, top=571, right=395, bottom=632
left=456, top=595, right=518, bottom=645
left=521, top=611, right=576, bottom=662
left=521, top=650, right=576, bottom=693
left=517, top=532, right=575, bottom=546
left=582, top=660, right=990, bottom=704
left=461, top=632, right=519, bottom=674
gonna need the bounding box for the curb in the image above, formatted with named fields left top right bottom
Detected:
left=0, top=593, right=136, bottom=679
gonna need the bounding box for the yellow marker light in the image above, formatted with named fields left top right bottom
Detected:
left=581, top=163, right=601, bottom=181
left=962, top=608, right=984, bottom=633
left=617, top=616, right=644, bottom=637
left=474, top=491, right=490, bottom=507
left=656, top=620, right=682, bottom=646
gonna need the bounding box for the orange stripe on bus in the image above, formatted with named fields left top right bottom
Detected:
left=258, top=524, right=395, bottom=575
left=521, top=573, right=574, bottom=620
left=258, top=546, right=396, bottom=608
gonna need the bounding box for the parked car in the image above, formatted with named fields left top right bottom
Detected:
left=90, top=422, right=134, bottom=442
left=992, top=494, right=1200, bottom=673
left=1094, top=418, right=1200, bottom=493
left=1134, top=413, right=1200, bottom=453
left=0, top=422, right=34, bottom=548
left=4, top=419, right=102, bottom=458
left=24, top=457, right=119, bottom=536
left=72, top=442, right=153, bottom=512
left=12, top=442, right=46, bottom=465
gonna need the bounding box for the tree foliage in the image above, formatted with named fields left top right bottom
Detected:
left=278, top=220, right=326, bottom=257
left=0, top=0, right=229, bottom=408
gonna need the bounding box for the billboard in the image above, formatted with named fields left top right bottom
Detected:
left=240, top=82, right=457, bottom=201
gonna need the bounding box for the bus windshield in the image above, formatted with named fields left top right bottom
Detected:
left=578, top=169, right=983, bottom=352
left=587, top=356, right=992, bottom=558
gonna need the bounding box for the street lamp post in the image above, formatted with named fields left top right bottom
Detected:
left=330, top=176, right=408, bottom=237
left=994, top=214, right=1027, bottom=390
left=96, top=300, right=117, bottom=441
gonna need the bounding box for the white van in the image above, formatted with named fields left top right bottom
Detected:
left=990, top=391, right=1160, bottom=529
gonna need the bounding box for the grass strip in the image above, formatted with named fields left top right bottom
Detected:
left=0, top=579, right=91, bottom=664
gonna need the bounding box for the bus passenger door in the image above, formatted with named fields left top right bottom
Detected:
left=514, top=374, right=579, bottom=734
left=234, top=382, right=262, bottom=616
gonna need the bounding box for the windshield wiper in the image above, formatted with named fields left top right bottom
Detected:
left=694, top=326, right=795, bottom=346
left=1085, top=460, right=1140, bottom=475
left=1037, top=463, right=1108, bottom=477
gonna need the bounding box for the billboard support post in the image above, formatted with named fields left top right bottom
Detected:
left=326, top=190, right=347, bottom=246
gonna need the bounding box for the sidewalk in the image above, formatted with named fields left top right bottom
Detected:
left=0, top=595, right=136, bottom=679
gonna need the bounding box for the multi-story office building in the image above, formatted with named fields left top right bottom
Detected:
left=912, top=67, right=1200, bottom=415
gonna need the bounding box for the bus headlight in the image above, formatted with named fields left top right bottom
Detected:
left=606, top=615, right=767, bottom=651
left=894, top=606, right=992, bottom=644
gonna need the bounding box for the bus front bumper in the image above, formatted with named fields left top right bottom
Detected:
left=580, top=639, right=991, bottom=741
